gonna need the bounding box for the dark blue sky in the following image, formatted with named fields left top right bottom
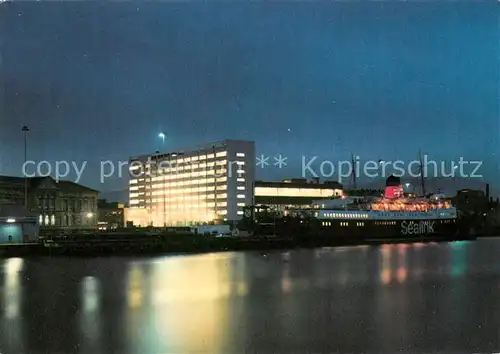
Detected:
left=0, top=1, right=498, bottom=192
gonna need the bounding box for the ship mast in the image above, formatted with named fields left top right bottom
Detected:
left=351, top=153, right=357, bottom=190
left=418, top=150, right=426, bottom=196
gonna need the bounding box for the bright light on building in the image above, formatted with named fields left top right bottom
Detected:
left=86, top=213, right=93, bottom=218
left=255, top=186, right=340, bottom=198
left=6, top=218, right=15, bottom=223
left=127, top=140, right=255, bottom=226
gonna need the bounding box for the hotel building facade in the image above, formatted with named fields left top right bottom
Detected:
left=127, top=140, right=255, bottom=226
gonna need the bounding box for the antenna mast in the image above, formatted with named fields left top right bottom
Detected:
left=351, top=153, right=357, bottom=190
left=419, top=150, right=426, bottom=196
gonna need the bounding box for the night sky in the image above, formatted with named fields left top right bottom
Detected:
left=0, top=1, right=498, bottom=195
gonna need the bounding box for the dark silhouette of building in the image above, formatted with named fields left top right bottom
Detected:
left=454, top=189, right=488, bottom=215
left=98, top=199, right=125, bottom=229
left=0, top=176, right=98, bottom=229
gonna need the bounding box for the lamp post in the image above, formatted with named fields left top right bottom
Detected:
left=22, top=126, right=29, bottom=209
left=405, top=182, right=413, bottom=197
left=213, top=145, right=217, bottom=223
left=158, top=132, right=165, bottom=151
left=158, top=133, right=166, bottom=227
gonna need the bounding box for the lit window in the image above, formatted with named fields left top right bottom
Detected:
left=51, top=215, right=55, bottom=225
left=39, top=215, right=43, bottom=224
left=237, top=186, right=245, bottom=190
left=236, top=153, right=245, bottom=157
left=237, top=178, right=245, bottom=182
left=44, top=215, right=49, bottom=225
left=236, top=170, right=245, bottom=174
left=237, top=194, right=245, bottom=198
left=237, top=211, right=244, bottom=215
left=237, top=203, right=246, bottom=207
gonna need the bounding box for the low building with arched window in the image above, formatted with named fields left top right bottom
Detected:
left=0, top=176, right=98, bottom=230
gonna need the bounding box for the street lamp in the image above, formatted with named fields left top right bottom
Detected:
left=21, top=125, right=29, bottom=208
left=405, top=182, right=413, bottom=196
left=158, top=133, right=167, bottom=227
left=158, top=132, right=166, bottom=150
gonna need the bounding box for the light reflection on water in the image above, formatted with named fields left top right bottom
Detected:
left=79, top=276, right=101, bottom=352
left=0, top=258, right=24, bottom=353
left=147, top=252, right=243, bottom=353
left=0, top=240, right=497, bottom=353
left=4, top=258, right=23, bottom=319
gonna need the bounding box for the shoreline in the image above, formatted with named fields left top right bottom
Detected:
left=0, top=233, right=477, bottom=258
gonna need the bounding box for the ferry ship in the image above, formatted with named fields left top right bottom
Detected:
left=311, top=176, right=458, bottom=240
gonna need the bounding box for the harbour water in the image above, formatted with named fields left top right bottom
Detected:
left=1, top=238, right=500, bottom=353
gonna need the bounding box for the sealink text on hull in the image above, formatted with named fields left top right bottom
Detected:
left=401, top=220, right=434, bottom=235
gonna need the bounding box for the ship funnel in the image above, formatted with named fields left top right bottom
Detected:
left=384, top=175, right=403, bottom=198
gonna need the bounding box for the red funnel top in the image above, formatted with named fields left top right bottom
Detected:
left=385, top=185, right=403, bottom=199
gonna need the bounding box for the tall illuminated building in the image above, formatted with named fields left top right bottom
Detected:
left=127, top=140, right=255, bottom=226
